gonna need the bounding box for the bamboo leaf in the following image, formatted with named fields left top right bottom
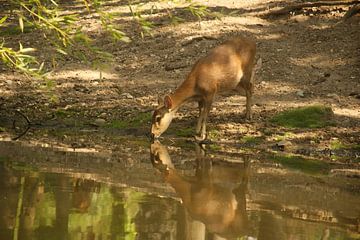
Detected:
left=19, top=47, right=36, bottom=53
left=56, top=48, right=67, bottom=55
left=49, top=0, right=58, bottom=6
left=38, top=62, right=44, bottom=72
left=0, top=16, right=7, bottom=25
left=19, top=16, right=24, bottom=32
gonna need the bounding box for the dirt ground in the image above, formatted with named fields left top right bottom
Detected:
left=0, top=0, right=359, bottom=164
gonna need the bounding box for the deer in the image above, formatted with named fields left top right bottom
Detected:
left=151, top=36, right=261, bottom=141
left=150, top=140, right=251, bottom=239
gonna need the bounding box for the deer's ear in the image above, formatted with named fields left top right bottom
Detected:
left=157, top=96, right=163, bottom=105
left=164, top=95, right=173, bottom=110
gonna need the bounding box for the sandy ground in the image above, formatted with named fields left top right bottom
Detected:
left=0, top=0, right=359, bottom=162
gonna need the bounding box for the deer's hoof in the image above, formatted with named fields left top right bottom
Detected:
left=193, top=135, right=212, bottom=144
left=245, top=112, right=252, bottom=121
left=194, top=134, right=206, bottom=142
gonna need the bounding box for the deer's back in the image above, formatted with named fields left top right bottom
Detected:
left=190, top=37, right=256, bottom=94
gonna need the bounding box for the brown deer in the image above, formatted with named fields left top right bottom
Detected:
left=151, top=36, right=260, bottom=141
left=150, top=140, right=251, bottom=239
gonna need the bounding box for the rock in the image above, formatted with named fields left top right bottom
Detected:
left=327, top=93, right=340, bottom=102
left=98, top=112, right=107, bottom=118
left=73, top=84, right=90, bottom=93
left=276, top=140, right=292, bottom=151
left=6, top=80, right=13, bottom=85
left=260, top=81, right=267, bottom=85
left=120, top=93, right=134, bottom=99
left=296, top=90, right=305, bottom=97
left=94, top=118, right=106, bottom=126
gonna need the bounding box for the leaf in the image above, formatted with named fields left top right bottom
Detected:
left=19, top=16, right=24, bottom=33
left=19, top=47, right=36, bottom=53
left=0, top=16, right=7, bottom=25
left=38, top=62, right=44, bottom=72
left=56, top=48, right=68, bottom=55
left=121, top=36, right=131, bottom=43
left=49, top=0, right=58, bottom=6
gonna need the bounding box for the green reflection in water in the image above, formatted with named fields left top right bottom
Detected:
left=0, top=160, right=148, bottom=240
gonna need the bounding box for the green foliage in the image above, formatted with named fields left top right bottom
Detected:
left=108, top=112, right=151, bottom=129
left=0, top=23, right=35, bottom=36
left=269, top=154, right=330, bottom=175
left=54, top=108, right=76, bottom=118
left=186, top=3, right=210, bottom=21
left=270, top=105, right=335, bottom=129
left=241, top=135, right=264, bottom=144
left=128, top=2, right=155, bottom=38
left=0, top=41, right=44, bottom=78
left=0, top=0, right=215, bottom=78
left=174, top=127, right=194, bottom=137
left=90, top=0, right=131, bottom=42
left=208, top=144, right=221, bottom=151
left=330, top=139, right=343, bottom=150
left=330, top=139, right=360, bottom=151
left=272, top=132, right=295, bottom=141
left=208, top=129, right=220, bottom=140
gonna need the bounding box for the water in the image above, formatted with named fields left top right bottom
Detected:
left=0, top=140, right=359, bottom=240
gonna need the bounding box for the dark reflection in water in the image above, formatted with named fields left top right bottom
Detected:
left=0, top=141, right=359, bottom=240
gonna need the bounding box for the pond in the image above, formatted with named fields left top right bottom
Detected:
left=0, top=140, right=359, bottom=240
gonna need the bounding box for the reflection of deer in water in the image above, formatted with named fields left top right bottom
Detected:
left=150, top=141, right=251, bottom=239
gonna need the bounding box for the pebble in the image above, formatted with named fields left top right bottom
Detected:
left=6, top=80, right=13, bottom=85
left=296, top=90, right=305, bottom=97
left=276, top=140, right=292, bottom=151
left=120, top=93, right=134, bottom=99
left=98, top=112, right=107, bottom=118
left=327, top=93, right=340, bottom=102
left=94, top=118, right=106, bottom=126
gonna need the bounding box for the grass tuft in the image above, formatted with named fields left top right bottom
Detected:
left=270, top=105, right=334, bottom=128
left=175, top=128, right=194, bottom=137
left=241, top=135, right=264, bottom=144
left=108, top=112, right=151, bottom=129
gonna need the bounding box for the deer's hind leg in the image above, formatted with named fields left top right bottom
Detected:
left=237, top=72, right=254, bottom=120
left=245, top=86, right=253, bottom=120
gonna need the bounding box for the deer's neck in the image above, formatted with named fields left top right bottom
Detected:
left=166, top=169, right=192, bottom=205
left=170, top=77, right=196, bottom=112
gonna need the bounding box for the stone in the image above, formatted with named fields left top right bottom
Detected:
left=120, top=93, right=134, bottom=99
left=94, top=118, right=106, bottom=126
left=276, top=140, right=292, bottom=151
left=296, top=90, right=305, bottom=97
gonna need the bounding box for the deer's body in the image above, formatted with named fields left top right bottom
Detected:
left=151, top=36, right=258, bottom=141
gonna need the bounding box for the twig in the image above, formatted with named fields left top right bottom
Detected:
left=181, top=36, right=218, bottom=46
left=12, top=110, right=31, bottom=141
left=15, top=110, right=31, bottom=125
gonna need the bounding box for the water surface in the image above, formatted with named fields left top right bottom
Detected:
left=0, top=140, right=359, bottom=240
